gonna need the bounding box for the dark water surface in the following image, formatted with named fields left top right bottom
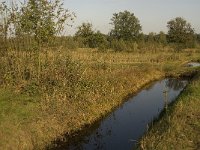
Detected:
left=53, top=78, right=188, bottom=150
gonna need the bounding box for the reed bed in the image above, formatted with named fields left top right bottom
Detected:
left=0, top=48, right=200, bottom=149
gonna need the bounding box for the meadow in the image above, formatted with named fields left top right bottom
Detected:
left=0, top=47, right=200, bottom=149
left=0, top=0, right=200, bottom=149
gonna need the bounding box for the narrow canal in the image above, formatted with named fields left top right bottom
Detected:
left=52, top=78, right=188, bottom=150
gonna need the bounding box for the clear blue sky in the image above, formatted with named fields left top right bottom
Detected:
left=64, top=0, right=200, bottom=35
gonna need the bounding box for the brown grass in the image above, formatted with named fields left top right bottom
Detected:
left=0, top=48, right=200, bottom=149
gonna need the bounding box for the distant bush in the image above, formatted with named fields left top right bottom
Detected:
left=127, top=42, right=138, bottom=52
left=110, top=40, right=139, bottom=52
left=98, top=42, right=110, bottom=52
left=75, top=22, right=109, bottom=49
left=62, top=37, right=79, bottom=50
left=111, top=39, right=128, bottom=51
left=45, top=36, right=79, bottom=50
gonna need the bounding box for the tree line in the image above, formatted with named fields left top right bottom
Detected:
left=0, top=0, right=199, bottom=53
left=75, top=11, right=198, bottom=51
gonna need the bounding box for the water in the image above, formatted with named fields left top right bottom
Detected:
left=52, top=78, right=188, bottom=150
left=187, top=62, right=200, bottom=67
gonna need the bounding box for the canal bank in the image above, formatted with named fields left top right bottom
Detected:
left=51, top=78, right=188, bottom=150
left=48, top=64, right=200, bottom=150
left=140, top=71, right=200, bottom=150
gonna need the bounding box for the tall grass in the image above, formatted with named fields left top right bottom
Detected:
left=0, top=47, right=200, bottom=149
left=1, top=1, right=200, bottom=149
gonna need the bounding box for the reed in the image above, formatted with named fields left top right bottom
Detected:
left=0, top=48, right=200, bottom=149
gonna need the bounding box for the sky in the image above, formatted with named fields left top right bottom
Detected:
left=64, top=0, right=200, bottom=35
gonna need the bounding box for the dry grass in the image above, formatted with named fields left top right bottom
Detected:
left=0, top=48, right=200, bottom=149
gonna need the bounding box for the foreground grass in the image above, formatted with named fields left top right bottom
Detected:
left=0, top=48, right=200, bottom=149
left=0, top=89, right=40, bottom=149
left=140, top=72, right=200, bottom=150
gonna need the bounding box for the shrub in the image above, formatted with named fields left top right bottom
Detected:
left=111, top=39, right=128, bottom=51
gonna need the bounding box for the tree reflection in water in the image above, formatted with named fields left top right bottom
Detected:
left=51, top=78, right=188, bottom=150
left=166, top=78, right=187, bottom=91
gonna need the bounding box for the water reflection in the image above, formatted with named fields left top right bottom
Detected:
left=52, top=78, right=188, bottom=150
left=166, top=78, right=187, bottom=91
left=187, top=62, right=200, bottom=67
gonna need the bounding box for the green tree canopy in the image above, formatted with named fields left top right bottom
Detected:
left=75, top=23, right=107, bottom=48
left=88, top=31, right=107, bottom=48
left=75, top=22, right=94, bottom=38
left=16, top=0, right=75, bottom=45
left=110, top=10, right=142, bottom=41
left=0, top=2, right=10, bottom=40
left=167, top=17, right=195, bottom=47
left=197, top=34, right=200, bottom=43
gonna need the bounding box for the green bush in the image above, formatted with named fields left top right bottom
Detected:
left=111, top=39, right=128, bottom=51
left=110, top=40, right=139, bottom=52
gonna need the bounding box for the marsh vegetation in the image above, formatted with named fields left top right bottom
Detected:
left=0, top=0, right=200, bottom=149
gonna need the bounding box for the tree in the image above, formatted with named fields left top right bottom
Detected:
left=197, top=34, right=200, bottom=44
left=158, top=31, right=167, bottom=45
left=75, top=22, right=94, bottom=47
left=10, top=0, right=75, bottom=81
left=167, top=17, right=195, bottom=47
left=110, top=10, right=142, bottom=41
left=16, top=0, right=75, bottom=45
left=75, top=23, right=107, bottom=48
left=136, top=33, right=145, bottom=43
left=75, top=22, right=94, bottom=38
left=0, top=1, right=11, bottom=51
left=147, top=32, right=156, bottom=43
left=88, top=31, right=107, bottom=48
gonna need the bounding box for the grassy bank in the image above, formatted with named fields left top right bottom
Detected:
left=140, top=71, right=200, bottom=150
left=0, top=48, right=200, bottom=149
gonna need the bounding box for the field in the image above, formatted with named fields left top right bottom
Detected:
left=0, top=48, right=200, bottom=149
